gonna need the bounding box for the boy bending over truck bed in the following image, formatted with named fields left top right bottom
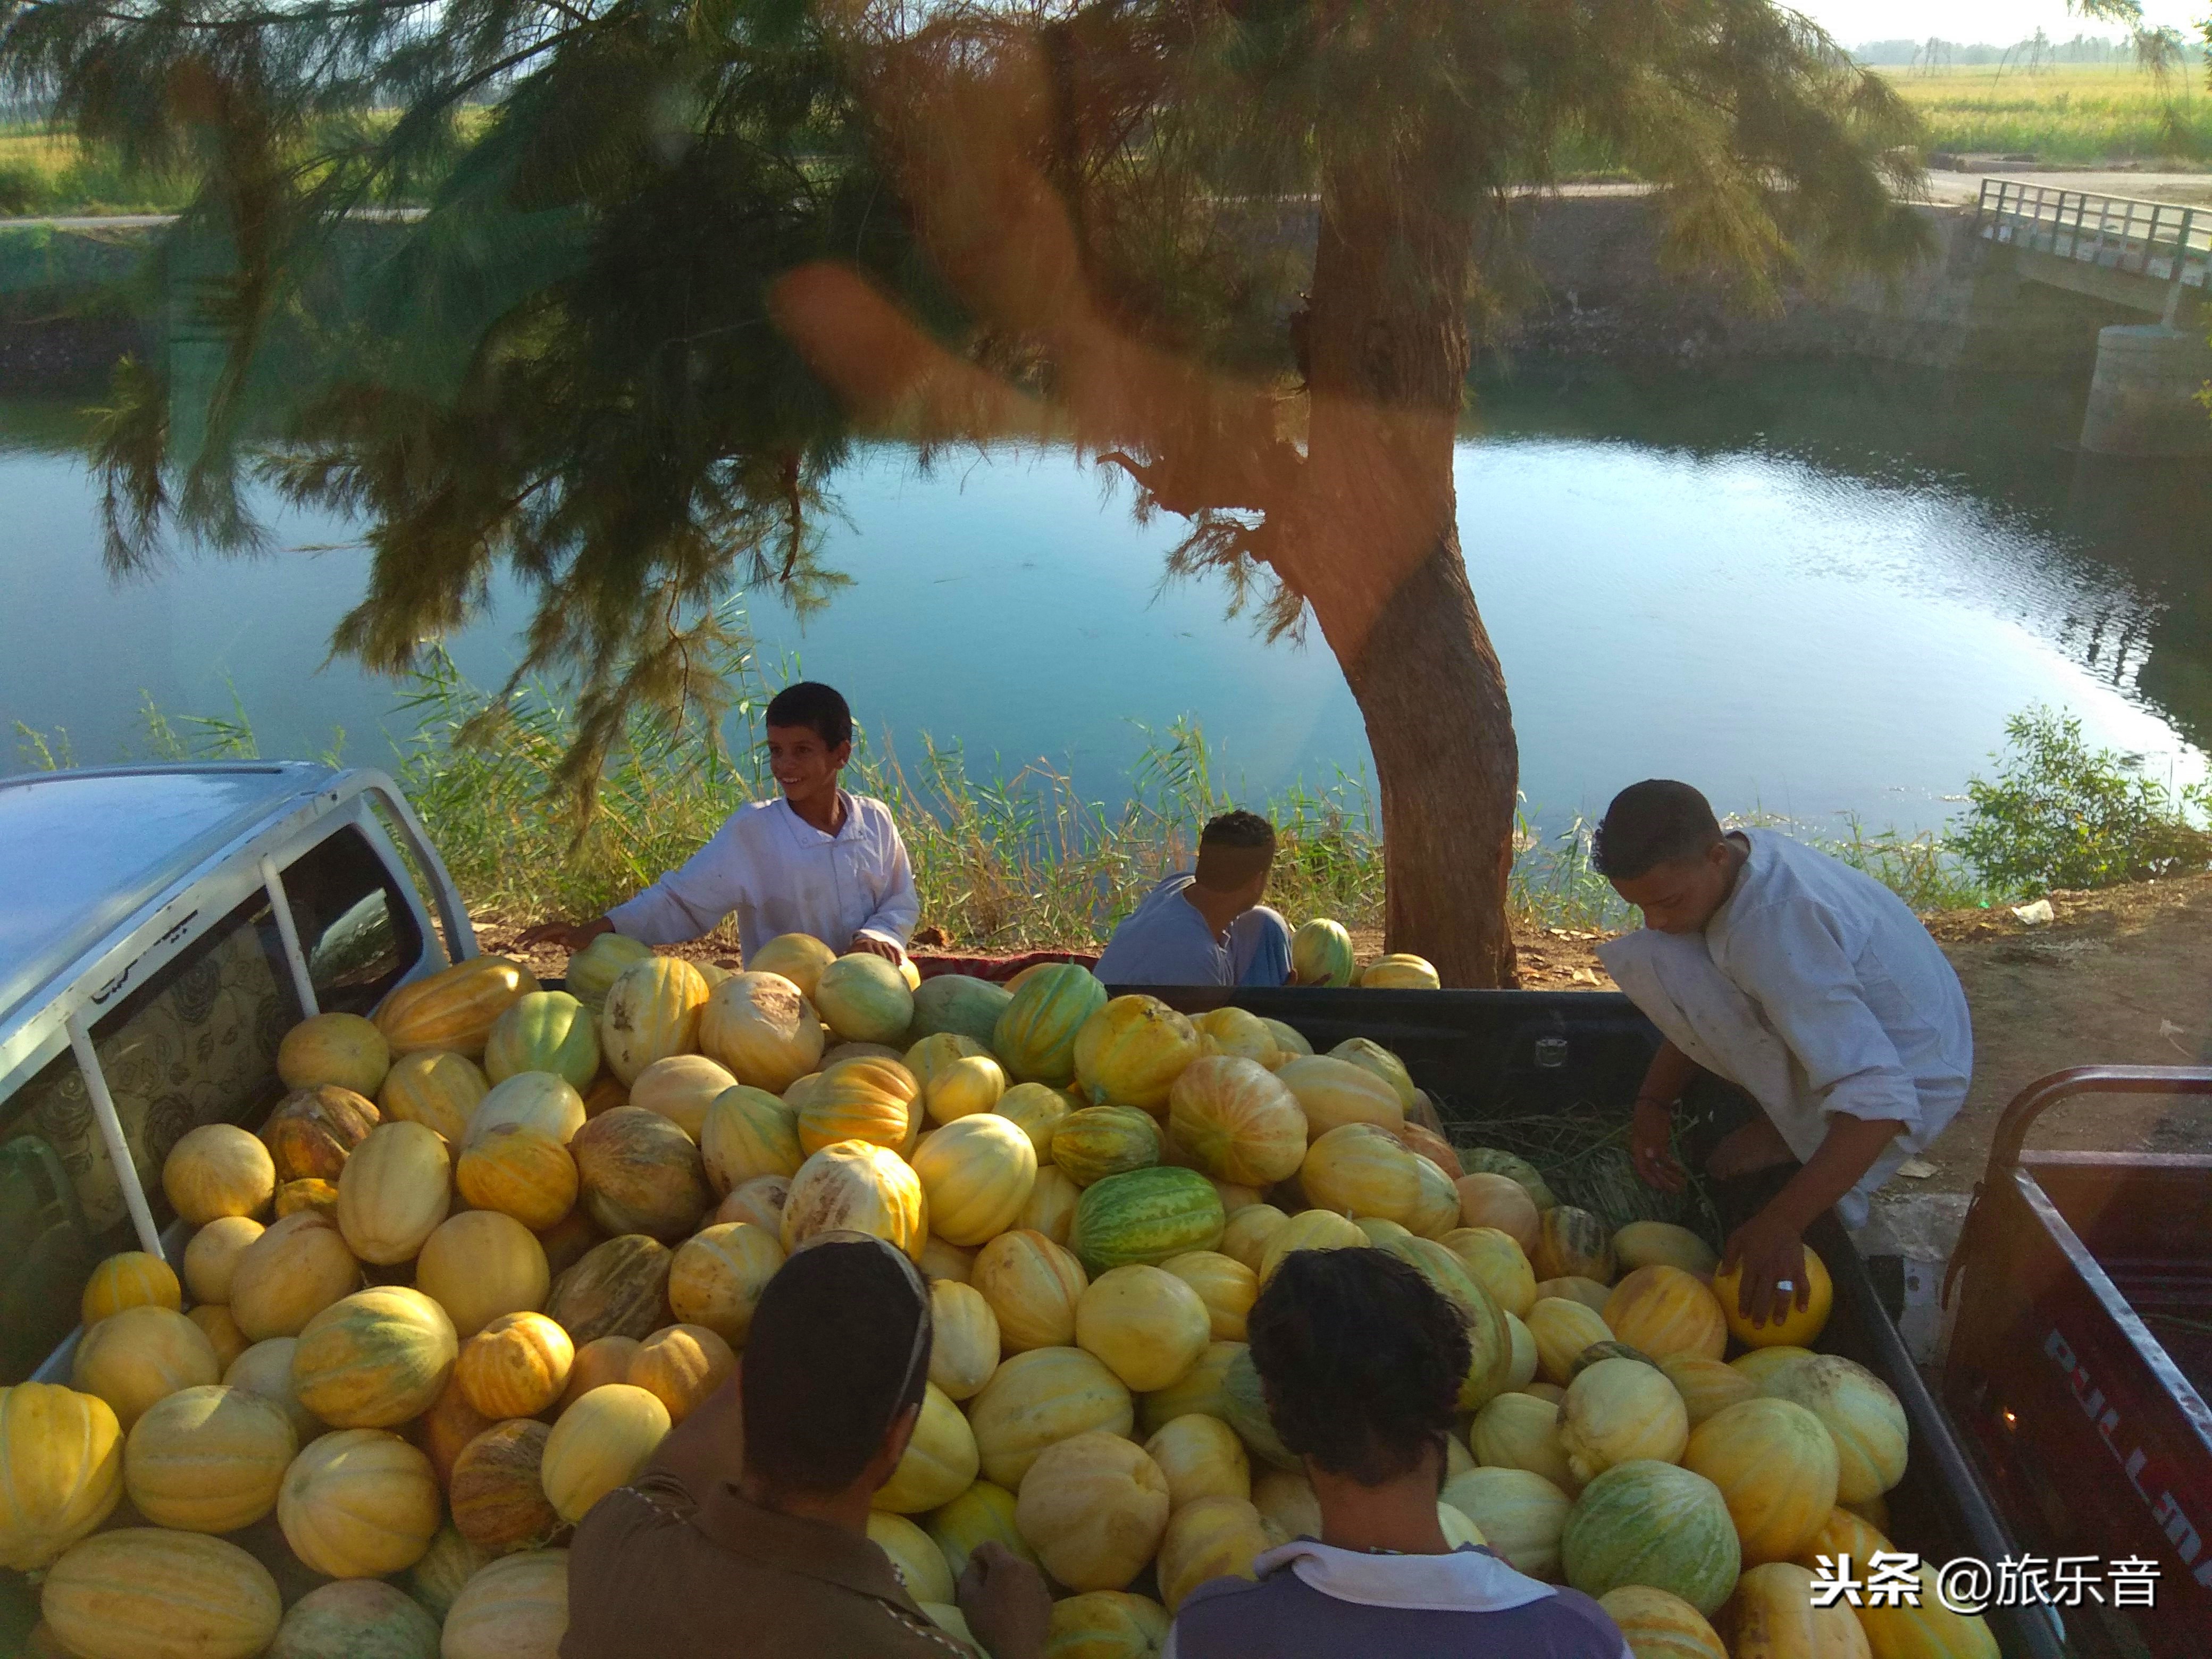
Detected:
left=1593, top=780, right=1971, bottom=1328
left=523, top=681, right=918, bottom=964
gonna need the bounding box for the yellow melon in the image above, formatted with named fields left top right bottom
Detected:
left=1526, top=1296, right=1612, bottom=1387
left=335, top=1121, right=452, bottom=1266
left=41, top=1529, right=280, bottom=1659
left=927, top=1279, right=1002, bottom=1402
left=456, top=1311, right=574, bottom=1419
left=1598, top=1584, right=1729, bottom=1659
left=974, top=1229, right=1090, bottom=1353
left=438, top=1548, right=571, bottom=1659
left=993, top=1083, right=1078, bottom=1160
left=1604, top=1266, right=1728, bottom=1363
left=1075, top=1265, right=1211, bottom=1393
left=1455, top=1172, right=1540, bottom=1248
left=123, top=1384, right=296, bottom=1534
left=1300, top=1122, right=1421, bottom=1224
left=1016, top=1164, right=1082, bottom=1245
left=1272, top=1055, right=1404, bottom=1139
left=162, top=1125, right=275, bottom=1225
left=1218, top=1204, right=1289, bottom=1273
left=875, top=1381, right=982, bottom=1513
left=375, top=957, right=538, bottom=1059
left=780, top=1138, right=927, bottom=1261
left=1663, top=1354, right=1758, bottom=1428
left=1074, top=996, right=1204, bottom=1112
left=1728, top=1562, right=1875, bottom=1658
left=668, top=1222, right=785, bottom=1347
left=1560, top=1356, right=1689, bottom=1484
left=598, top=956, right=710, bottom=1085
left=868, top=1510, right=955, bottom=1603
left=1160, top=1250, right=1258, bottom=1342
left=0, top=1384, right=122, bottom=1572
left=279, top=1427, right=441, bottom=1577
left=291, top=1285, right=459, bottom=1430
left=72, top=1305, right=220, bottom=1431
left=748, top=934, right=839, bottom=998
left=1470, top=1389, right=1578, bottom=1493
left=1683, top=1398, right=1841, bottom=1565
left=278, top=1011, right=393, bottom=1097
left=1046, top=1591, right=1171, bottom=1659
left=181, top=1217, right=263, bottom=1306
left=1256, top=1207, right=1367, bottom=1284
left=378, top=1050, right=490, bottom=1143
left=926, top=1480, right=1041, bottom=1582
left=925, top=1054, right=1010, bottom=1126
left=968, top=1347, right=1134, bottom=1488
left=541, top=1383, right=671, bottom=1522
left=456, top=1124, right=580, bottom=1231
left=699, top=971, right=825, bottom=1092
left=627, top=1053, right=737, bottom=1139
left=1013, top=1430, right=1170, bottom=1592
left=1142, top=1411, right=1251, bottom=1510
left=1157, top=1493, right=1270, bottom=1612
left=629, top=1323, right=736, bottom=1423
left=415, top=1209, right=550, bottom=1338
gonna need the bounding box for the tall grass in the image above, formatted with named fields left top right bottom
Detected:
left=12, top=637, right=2021, bottom=949
left=1880, top=65, right=2212, bottom=162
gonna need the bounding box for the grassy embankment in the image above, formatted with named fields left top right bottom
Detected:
left=15, top=651, right=2009, bottom=952
left=1878, top=64, right=2212, bottom=164
left=0, top=128, right=195, bottom=217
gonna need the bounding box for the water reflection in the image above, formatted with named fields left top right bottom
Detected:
left=3, top=362, right=2207, bottom=832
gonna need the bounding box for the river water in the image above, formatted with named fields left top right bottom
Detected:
left=4, top=360, right=2207, bottom=835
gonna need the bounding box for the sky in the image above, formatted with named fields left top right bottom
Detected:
left=1797, top=0, right=2203, bottom=46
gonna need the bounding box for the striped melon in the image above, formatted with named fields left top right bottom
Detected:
left=909, top=974, right=1015, bottom=1049
left=623, top=1053, right=734, bottom=1139
left=268, top=1580, right=441, bottom=1659
left=1069, top=1167, right=1226, bottom=1276
left=993, top=965, right=1109, bottom=1086
left=1604, top=1266, right=1728, bottom=1363
left=973, top=1229, right=1090, bottom=1352
left=1560, top=1357, right=1689, bottom=1484
left=1682, top=1398, right=1840, bottom=1565
left=797, top=1057, right=920, bottom=1157
left=598, top=957, right=709, bottom=1085
left=484, top=992, right=601, bottom=1092
left=1166, top=1057, right=1307, bottom=1187
left=814, top=953, right=916, bottom=1045
left=375, top=957, right=538, bottom=1059
left=41, top=1529, right=281, bottom=1659
left=1052, top=1106, right=1162, bottom=1188
left=1300, top=1122, right=1421, bottom=1224
left=378, top=1050, right=490, bottom=1142
left=700, top=1085, right=805, bottom=1193
left=566, top=933, right=655, bottom=1009
left=781, top=1139, right=926, bottom=1261
left=1597, top=1585, right=1729, bottom=1659
left=1289, top=919, right=1355, bottom=987
left=1561, top=1459, right=1741, bottom=1615
left=1272, top=1056, right=1404, bottom=1139
left=0, top=1384, right=122, bottom=1571
left=1440, top=1465, right=1570, bottom=1579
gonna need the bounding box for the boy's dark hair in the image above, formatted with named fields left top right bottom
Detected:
left=1246, top=1248, right=1468, bottom=1486
left=1194, top=809, right=1276, bottom=893
left=1592, top=780, right=1723, bottom=881
left=765, top=681, right=853, bottom=750
left=742, top=1234, right=931, bottom=1493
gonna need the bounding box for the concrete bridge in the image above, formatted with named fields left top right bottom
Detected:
left=1973, top=180, right=2212, bottom=456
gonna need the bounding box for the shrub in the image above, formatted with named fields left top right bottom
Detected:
left=1950, top=707, right=2212, bottom=894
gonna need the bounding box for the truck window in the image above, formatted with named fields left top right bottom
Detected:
left=0, top=822, right=422, bottom=1382
left=282, top=823, right=425, bottom=1013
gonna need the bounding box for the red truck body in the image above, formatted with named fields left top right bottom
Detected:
left=1945, top=1067, right=2212, bottom=1657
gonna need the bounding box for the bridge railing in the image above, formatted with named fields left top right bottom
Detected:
left=1974, top=178, right=2211, bottom=292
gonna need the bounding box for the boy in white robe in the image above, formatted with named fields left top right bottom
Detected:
left=524, top=681, right=918, bottom=963
left=1591, top=780, right=1971, bottom=1328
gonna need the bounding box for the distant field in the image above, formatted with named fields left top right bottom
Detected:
left=1879, top=64, right=2212, bottom=164
left=0, top=128, right=194, bottom=216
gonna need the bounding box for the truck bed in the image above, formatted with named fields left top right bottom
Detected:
left=1158, top=985, right=2065, bottom=1659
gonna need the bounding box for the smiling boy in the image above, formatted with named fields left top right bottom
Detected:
left=1591, top=780, right=1971, bottom=1327
left=525, top=681, right=918, bottom=964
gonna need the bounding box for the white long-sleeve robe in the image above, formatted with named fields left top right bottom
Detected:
left=605, top=793, right=919, bottom=960
left=1597, top=828, right=1972, bottom=1228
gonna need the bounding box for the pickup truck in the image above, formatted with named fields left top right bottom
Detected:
left=0, top=761, right=2066, bottom=1655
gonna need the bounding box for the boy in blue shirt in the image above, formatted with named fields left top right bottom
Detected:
left=1095, top=810, right=1293, bottom=988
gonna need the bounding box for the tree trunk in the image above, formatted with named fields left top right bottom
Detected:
left=1284, top=153, right=1520, bottom=988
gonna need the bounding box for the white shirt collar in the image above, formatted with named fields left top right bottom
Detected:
left=1252, top=1541, right=1556, bottom=1614
left=775, top=791, right=858, bottom=847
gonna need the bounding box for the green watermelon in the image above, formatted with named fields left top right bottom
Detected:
left=1289, top=920, right=1356, bottom=987
left=993, top=964, right=1109, bottom=1087
left=907, top=974, right=1014, bottom=1050
left=1068, top=1166, right=1225, bottom=1275
left=1560, top=1459, right=1741, bottom=1615
left=1220, top=1343, right=1300, bottom=1470
left=483, top=991, right=601, bottom=1091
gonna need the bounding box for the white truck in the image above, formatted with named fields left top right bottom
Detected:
left=0, top=761, right=471, bottom=1397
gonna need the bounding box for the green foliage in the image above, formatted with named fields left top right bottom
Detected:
left=1951, top=706, right=2212, bottom=894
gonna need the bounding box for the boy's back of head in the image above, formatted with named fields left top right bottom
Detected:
left=1247, top=1248, right=1468, bottom=1484
left=1592, top=779, right=1723, bottom=881
left=766, top=681, right=854, bottom=750
left=1194, top=809, right=1276, bottom=895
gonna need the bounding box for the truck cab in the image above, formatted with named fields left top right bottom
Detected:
left=0, top=763, right=472, bottom=1386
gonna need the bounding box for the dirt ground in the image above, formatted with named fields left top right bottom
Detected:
left=482, top=873, right=2212, bottom=1195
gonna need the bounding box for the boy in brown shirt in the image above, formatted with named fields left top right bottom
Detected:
left=563, top=1234, right=1049, bottom=1658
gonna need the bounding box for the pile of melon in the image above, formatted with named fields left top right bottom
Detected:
left=2, top=931, right=1987, bottom=1659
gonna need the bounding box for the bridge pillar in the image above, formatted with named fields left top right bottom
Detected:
left=2079, top=323, right=2212, bottom=458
